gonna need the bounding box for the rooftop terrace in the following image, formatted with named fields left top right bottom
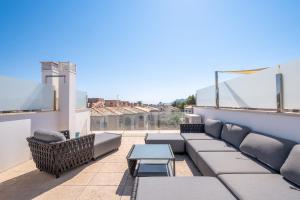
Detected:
left=0, top=133, right=200, bottom=200
left=1, top=61, right=300, bottom=200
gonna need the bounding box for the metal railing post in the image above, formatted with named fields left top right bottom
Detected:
left=276, top=72, right=283, bottom=112
left=53, top=90, right=57, bottom=111
left=215, top=71, right=219, bottom=108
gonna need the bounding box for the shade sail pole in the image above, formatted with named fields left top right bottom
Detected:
left=215, top=71, right=219, bottom=108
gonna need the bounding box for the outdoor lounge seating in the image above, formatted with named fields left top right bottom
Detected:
left=133, top=119, right=300, bottom=200
left=219, top=173, right=300, bottom=200
left=93, top=132, right=122, bottom=159
left=196, top=151, right=274, bottom=176
left=27, top=130, right=95, bottom=178
left=181, top=132, right=214, bottom=140
left=132, top=177, right=236, bottom=200
left=186, top=139, right=237, bottom=152
left=145, top=133, right=185, bottom=153
left=27, top=131, right=122, bottom=177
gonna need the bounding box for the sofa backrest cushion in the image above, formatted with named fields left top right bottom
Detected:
left=221, top=123, right=250, bottom=148
left=204, top=119, right=223, bottom=138
left=280, top=144, right=300, bottom=186
left=240, top=132, right=295, bottom=171
left=34, top=129, right=66, bottom=143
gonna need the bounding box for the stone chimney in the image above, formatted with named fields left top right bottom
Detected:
left=41, top=61, right=77, bottom=137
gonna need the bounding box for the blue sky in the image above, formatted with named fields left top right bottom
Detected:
left=0, top=0, right=300, bottom=103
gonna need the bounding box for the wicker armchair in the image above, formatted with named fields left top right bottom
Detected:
left=180, top=123, right=205, bottom=133
left=27, top=133, right=95, bottom=178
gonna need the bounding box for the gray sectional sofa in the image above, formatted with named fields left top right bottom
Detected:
left=136, top=119, right=300, bottom=200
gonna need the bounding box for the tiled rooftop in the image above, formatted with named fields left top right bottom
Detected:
left=91, top=106, right=160, bottom=116
left=0, top=135, right=200, bottom=200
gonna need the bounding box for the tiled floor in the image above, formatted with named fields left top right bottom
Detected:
left=0, top=136, right=200, bottom=200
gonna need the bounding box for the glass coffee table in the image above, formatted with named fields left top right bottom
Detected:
left=127, top=144, right=175, bottom=177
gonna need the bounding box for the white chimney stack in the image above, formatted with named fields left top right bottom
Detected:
left=41, top=61, right=77, bottom=137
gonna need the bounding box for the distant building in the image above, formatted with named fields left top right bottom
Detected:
left=120, top=101, right=131, bottom=107
left=105, top=100, right=120, bottom=107
left=104, top=100, right=136, bottom=107
left=90, top=105, right=161, bottom=131
left=88, top=98, right=105, bottom=108
left=89, top=98, right=140, bottom=108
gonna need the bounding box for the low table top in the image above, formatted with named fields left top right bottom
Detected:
left=127, top=144, right=175, bottom=160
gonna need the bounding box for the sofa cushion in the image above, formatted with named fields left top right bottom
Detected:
left=94, top=132, right=122, bottom=159
left=280, top=144, right=300, bottom=187
left=221, top=123, right=250, bottom=148
left=145, top=133, right=185, bottom=153
left=145, top=133, right=184, bottom=141
left=34, top=129, right=66, bottom=143
left=219, top=174, right=300, bottom=200
left=187, top=139, right=237, bottom=152
left=204, top=119, right=223, bottom=138
left=185, top=141, right=210, bottom=175
left=199, top=152, right=273, bottom=176
left=135, top=177, right=236, bottom=200
left=94, top=132, right=121, bottom=143
left=181, top=133, right=214, bottom=140
left=240, top=132, right=295, bottom=171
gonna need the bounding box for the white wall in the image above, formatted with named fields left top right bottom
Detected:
left=0, top=119, right=31, bottom=173
left=0, top=109, right=91, bottom=172
left=0, top=111, right=60, bottom=172
left=194, top=107, right=300, bottom=143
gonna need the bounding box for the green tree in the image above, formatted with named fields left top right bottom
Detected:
left=186, top=95, right=196, bottom=105
left=171, top=95, right=195, bottom=110
left=178, top=102, right=186, bottom=110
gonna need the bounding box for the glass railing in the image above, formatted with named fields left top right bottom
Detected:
left=0, top=76, right=54, bottom=112
left=76, top=90, right=87, bottom=109
left=196, top=60, right=300, bottom=112
left=90, top=111, right=185, bottom=131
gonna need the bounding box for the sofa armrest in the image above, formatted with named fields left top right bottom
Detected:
left=52, top=134, right=95, bottom=176
left=180, top=123, right=205, bottom=133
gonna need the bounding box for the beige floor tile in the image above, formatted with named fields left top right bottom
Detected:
left=62, top=172, right=95, bottom=186
left=0, top=170, right=24, bottom=183
left=121, top=195, right=131, bottom=200
left=1, top=170, right=55, bottom=191
left=78, top=186, right=121, bottom=200
left=98, top=162, right=128, bottom=173
left=88, top=172, right=128, bottom=186
left=33, top=186, right=85, bottom=200
left=0, top=161, right=37, bottom=183
left=81, top=162, right=102, bottom=173
left=98, top=155, right=127, bottom=163
left=10, top=160, right=36, bottom=172
left=113, top=148, right=132, bottom=156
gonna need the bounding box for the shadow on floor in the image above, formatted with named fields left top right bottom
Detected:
left=115, top=169, right=133, bottom=196
left=175, top=154, right=202, bottom=176
left=92, top=151, right=133, bottom=196
left=0, top=166, right=86, bottom=200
